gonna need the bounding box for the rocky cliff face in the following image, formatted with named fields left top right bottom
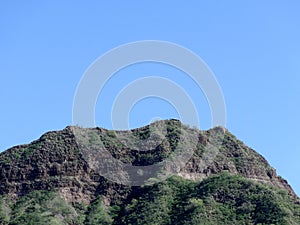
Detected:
left=0, top=119, right=297, bottom=205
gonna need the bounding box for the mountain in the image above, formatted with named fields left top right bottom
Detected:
left=0, top=119, right=299, bottom=224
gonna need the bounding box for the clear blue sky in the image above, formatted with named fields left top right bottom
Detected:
left=1, top=1, right=299, bottom=195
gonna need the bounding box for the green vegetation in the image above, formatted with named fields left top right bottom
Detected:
left=0, top=173, right=300, bottom=225
left=116, top=173, right=300, bottom=225
left=85, top=197, right=113, bottom=225
left=2, top=173, right=298, bottom=224
left=5, top=191, right=78, bottom=225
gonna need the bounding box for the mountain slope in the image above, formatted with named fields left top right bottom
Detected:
left=0, top=119, right=299, bottom=224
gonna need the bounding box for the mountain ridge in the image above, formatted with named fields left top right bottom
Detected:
left=0, top=119, right=299, bottom=224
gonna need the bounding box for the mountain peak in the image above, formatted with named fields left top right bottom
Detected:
left=0, top=120, right=297, bottom=199
left=0, top=120, right=299, bottom=224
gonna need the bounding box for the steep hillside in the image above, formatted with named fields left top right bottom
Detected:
left=0, top=119, right=299, bottom=224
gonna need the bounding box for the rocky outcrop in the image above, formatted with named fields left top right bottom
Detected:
left=0, top=119, right=297, bottom=205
